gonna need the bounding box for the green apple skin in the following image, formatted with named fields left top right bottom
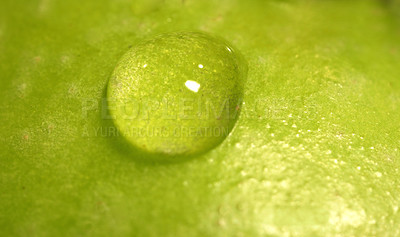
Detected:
left=1, top=0, right=400, bottom=236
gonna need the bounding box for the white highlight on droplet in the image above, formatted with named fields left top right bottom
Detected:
left=226, top=47, right=232, bottom=52
left=143, top=64, right=148, bottom=68
left=198, top=64, right=204, bottom=69
left=185, top=80, right=201, bottom=93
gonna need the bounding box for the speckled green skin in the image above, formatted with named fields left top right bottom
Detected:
left=1, top=0, right=400, bottom=236
left=108, top=32, right=246, bottom=158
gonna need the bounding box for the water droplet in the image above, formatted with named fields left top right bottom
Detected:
left=107, top=32, right=247, bottom=158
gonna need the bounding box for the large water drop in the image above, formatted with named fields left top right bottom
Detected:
left=107, top=31, right=247, bottom=158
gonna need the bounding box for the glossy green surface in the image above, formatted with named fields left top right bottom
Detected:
left=107, top=32, right=245, bottom=158
left=1, top=0, right=400, bottom=236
